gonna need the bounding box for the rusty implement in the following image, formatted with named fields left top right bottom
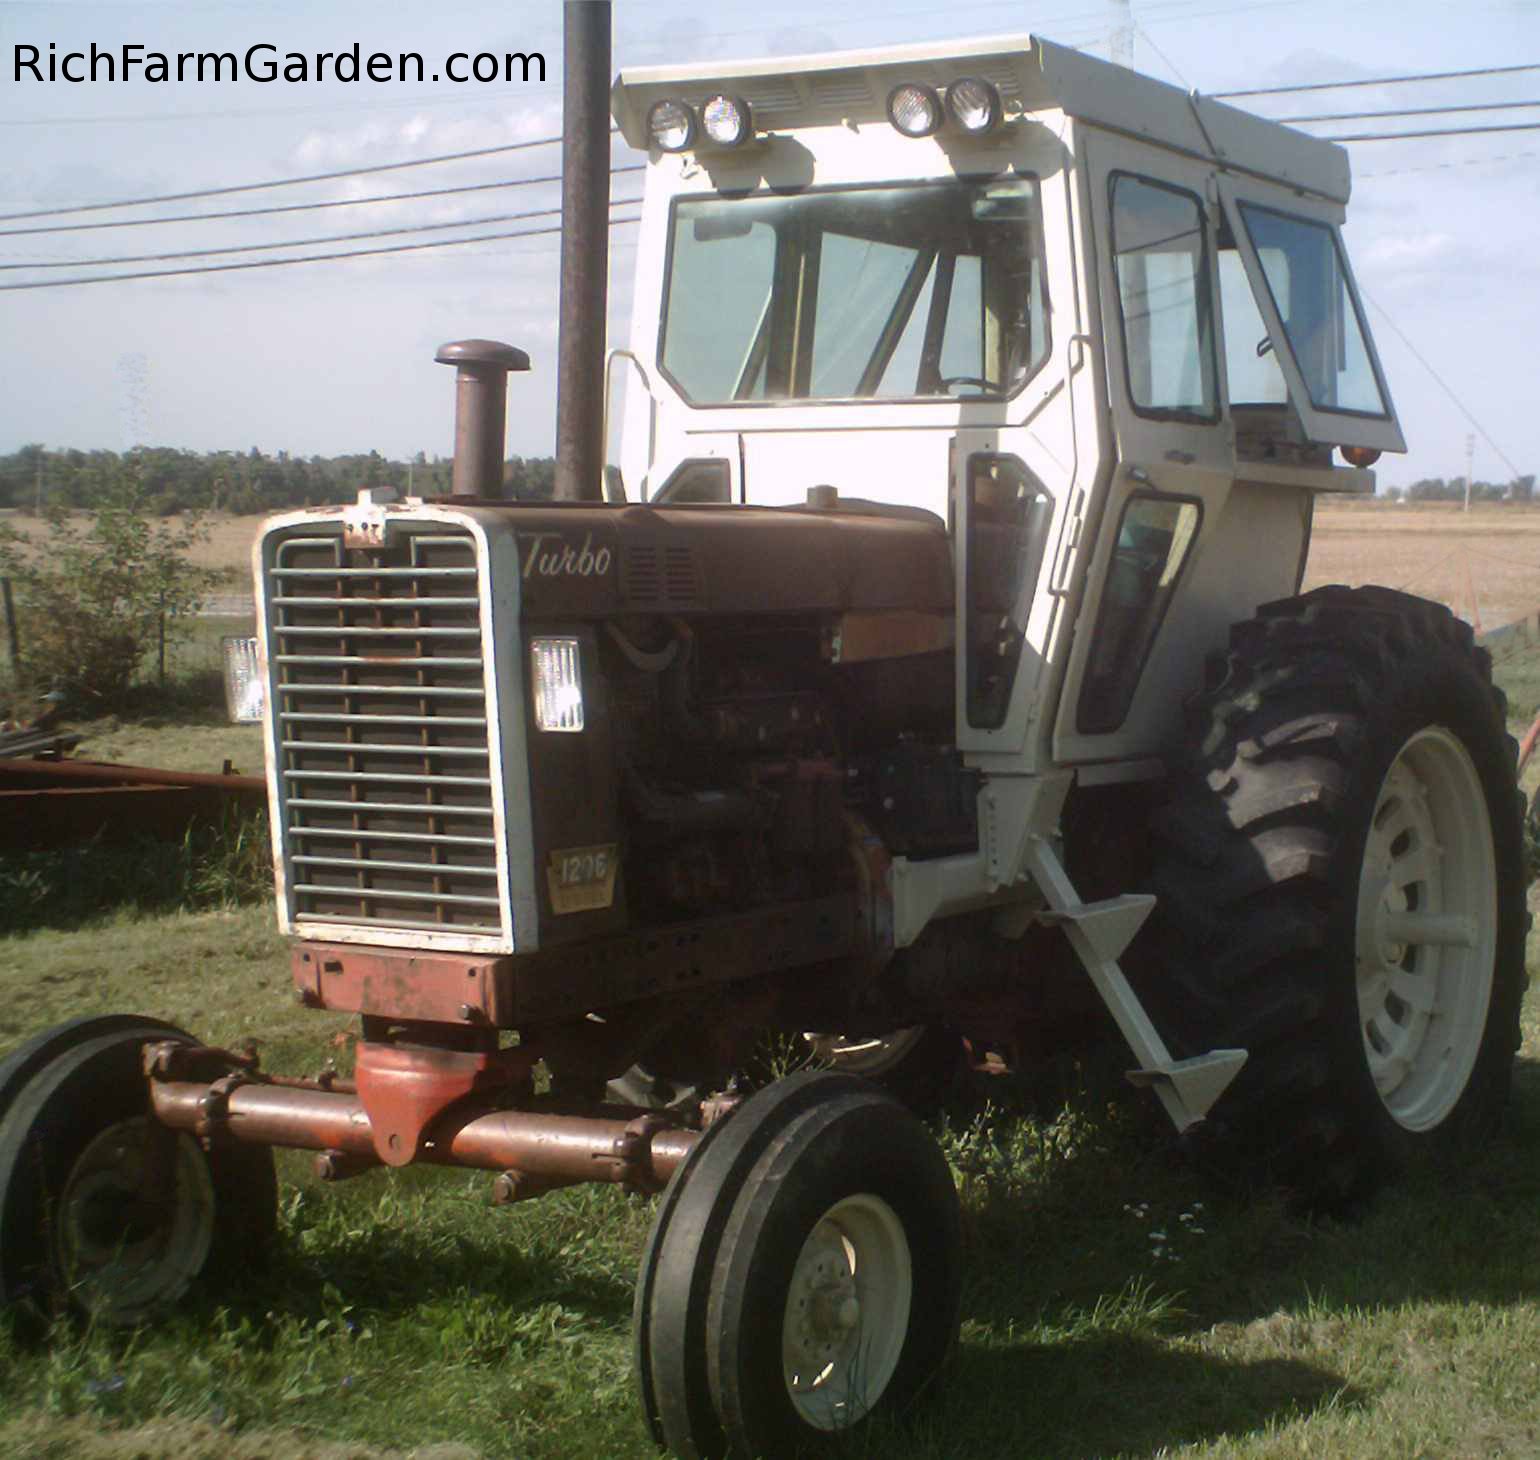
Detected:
left=0, top=758, right=265, bottom=851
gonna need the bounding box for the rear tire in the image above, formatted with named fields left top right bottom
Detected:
left=0, top=1022, right=278, bottom=1323
left=1147, top=586, right=1526, bottom=1207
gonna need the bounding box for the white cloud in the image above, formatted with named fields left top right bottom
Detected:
left=1363, top=233, right=1456, bottom=267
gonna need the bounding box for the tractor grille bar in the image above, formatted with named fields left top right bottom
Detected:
left=264, top=525, right=508, bottom=942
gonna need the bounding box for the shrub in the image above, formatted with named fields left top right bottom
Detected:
left=0, top=467, right=218, bottom=712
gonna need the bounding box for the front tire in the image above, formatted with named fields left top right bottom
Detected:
left=707, top=1090, right=960, bottom=1453
left=1148, top=586, right=1526, bottom=1206
left=0, top=1022, right=278, bottom=1324
left=635, top=1071, right=959, bottom=1458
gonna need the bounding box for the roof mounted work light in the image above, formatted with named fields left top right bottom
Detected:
left=945, top=77, right=1002, bottom=134
left=701, top=93, right=753, bottom=148
left=647, top=98, right=697, bottom=152
left=886, top=82, right=943, bottom=138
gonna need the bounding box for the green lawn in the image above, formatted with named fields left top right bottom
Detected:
left=1, top=648, right=1539, bottom=1457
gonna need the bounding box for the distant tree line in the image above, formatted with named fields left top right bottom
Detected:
left=1383, top=474, right=1536, bottom=503
left=0, top=445, right=559, bottom=515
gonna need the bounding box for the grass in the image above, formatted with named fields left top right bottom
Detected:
left=0, top=979, right=1536, bottom=1459
left=55, top=615, right=265, bottom=776
left=0, top=914, right=1537, bottom=1457
left=3, top=530, right=1540, bottom=1456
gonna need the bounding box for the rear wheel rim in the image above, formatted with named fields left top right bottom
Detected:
left=1355, top=726, right=1498, bottom=1132
left=804, top=1029, right=927, bottom=1076
left=54, top=1117, right=215, bottom=1322
left=780, top=1192, right=911, bottom=1431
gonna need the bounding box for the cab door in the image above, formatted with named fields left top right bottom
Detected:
left=1052, top=137, right=1238, bottom=765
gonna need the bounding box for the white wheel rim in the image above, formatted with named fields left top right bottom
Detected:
left=55, top=1117, right=216, bottom=1322
left=780, top=1192, right=912, bottom=1431
left=1355, top=726, right=1497, bottom=1132
left=804, top=1028, right=927, bottom=1076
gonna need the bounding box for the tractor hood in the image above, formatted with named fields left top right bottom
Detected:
left=496, top=500, right=953, bottom=621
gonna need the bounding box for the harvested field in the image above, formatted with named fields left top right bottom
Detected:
left=0, top=509, right=260, bottom=576
left=7, top=501, right=1540, bottom=631
left=1306, top=501, right=1540, bottom=633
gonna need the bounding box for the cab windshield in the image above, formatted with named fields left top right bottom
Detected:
left=659, top=177, right=1049, bottom=405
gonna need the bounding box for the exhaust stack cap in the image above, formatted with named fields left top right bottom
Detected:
left=435, top=339, right=531, bottom=499
left=435, top=339, right=530, bottom=373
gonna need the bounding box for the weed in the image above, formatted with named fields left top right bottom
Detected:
left=0, top=807, right=270, bottom=935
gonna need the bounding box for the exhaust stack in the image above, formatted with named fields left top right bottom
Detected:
left=435, top=339, right=528, bottom=498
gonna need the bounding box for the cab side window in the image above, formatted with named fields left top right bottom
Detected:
left=1077, top=494, right=1202, bottom=733
left=1109, top=175, right=1218, bottom=422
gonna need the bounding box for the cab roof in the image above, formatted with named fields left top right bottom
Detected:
left=611, top=33, right=1351, bottom=205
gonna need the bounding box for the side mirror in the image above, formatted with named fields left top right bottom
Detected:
left=603, top=465, right=627, bottom=504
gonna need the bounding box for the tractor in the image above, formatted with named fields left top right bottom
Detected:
left=0, top=31, right=1524, bottom=1460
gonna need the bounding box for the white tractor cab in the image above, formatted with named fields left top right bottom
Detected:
left=612, top=35, right=1401, bottom=774
left=606, top=35, right=1451, bottom=1136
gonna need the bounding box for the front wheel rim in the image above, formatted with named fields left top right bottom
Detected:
left=1355, top=726, right=1498, bottom=1132
left=780, top=1192, right=912, bottom=1431
left=54, top=1117, right=216, bottom=1322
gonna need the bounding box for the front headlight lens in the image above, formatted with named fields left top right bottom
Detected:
left=701, top=93, right=752, bottom=147
left=886, top=82, right=943, bottom=138
left=946, top=77, right=1001, bottom=134
left=222, top=635, right=265, bottom=724
left=647, top=98, right=697, bottom=153
left=531, top=637, right=585, bottom=732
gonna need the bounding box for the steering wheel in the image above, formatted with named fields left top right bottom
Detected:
left=938, top=375, right=1002, bottom=395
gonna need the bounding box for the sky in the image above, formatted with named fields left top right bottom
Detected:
left=0, top=0, right=1537, bottom=493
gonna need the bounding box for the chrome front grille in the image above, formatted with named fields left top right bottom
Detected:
left=263, top=523, right=508, bottom=943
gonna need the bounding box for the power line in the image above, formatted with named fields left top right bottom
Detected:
left=0, top=85, right=550, bottom=129
left=1215, top=61, right=1540, bottom=100
left=0, top=214, right=643, bottom=293
left=1358, top=148, right=1540, bottom=180
left=0, top=196, right=644, bottom=271
left=0, top=132, right=573, bottom=225
left=1323, top=120, right=1540, bottom=143
left=0, top=166, right=644, bottom=239
left=1361, top=288, right=1524, bottom=482
left=1133, top=22, right=1193, bottom=90
left=1279, top=98, right=1540, bottom=124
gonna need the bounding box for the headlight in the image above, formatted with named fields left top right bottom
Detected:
left=945, top=77, right=1002, bottom=134
left=647, top=98, right=697, bottom=153
left=222, top=635, right=265, bottom=724
left=531, top=637, right=585, bottom=733
left=886, top=82, right=943, bottom=138
left=701, top=93, right=753, bottom=148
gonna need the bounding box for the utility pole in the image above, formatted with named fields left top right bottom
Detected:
left=1464, top=431, right=1475, bottom=512
left=553, top=1, right=612, bottom=502
left=1110, top=0, right=1136, bottom=66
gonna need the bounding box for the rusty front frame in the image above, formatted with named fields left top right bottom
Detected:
left=292, top=892, right=859, bottom=1028
left=145, top=1038, right=699, bottom=1194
